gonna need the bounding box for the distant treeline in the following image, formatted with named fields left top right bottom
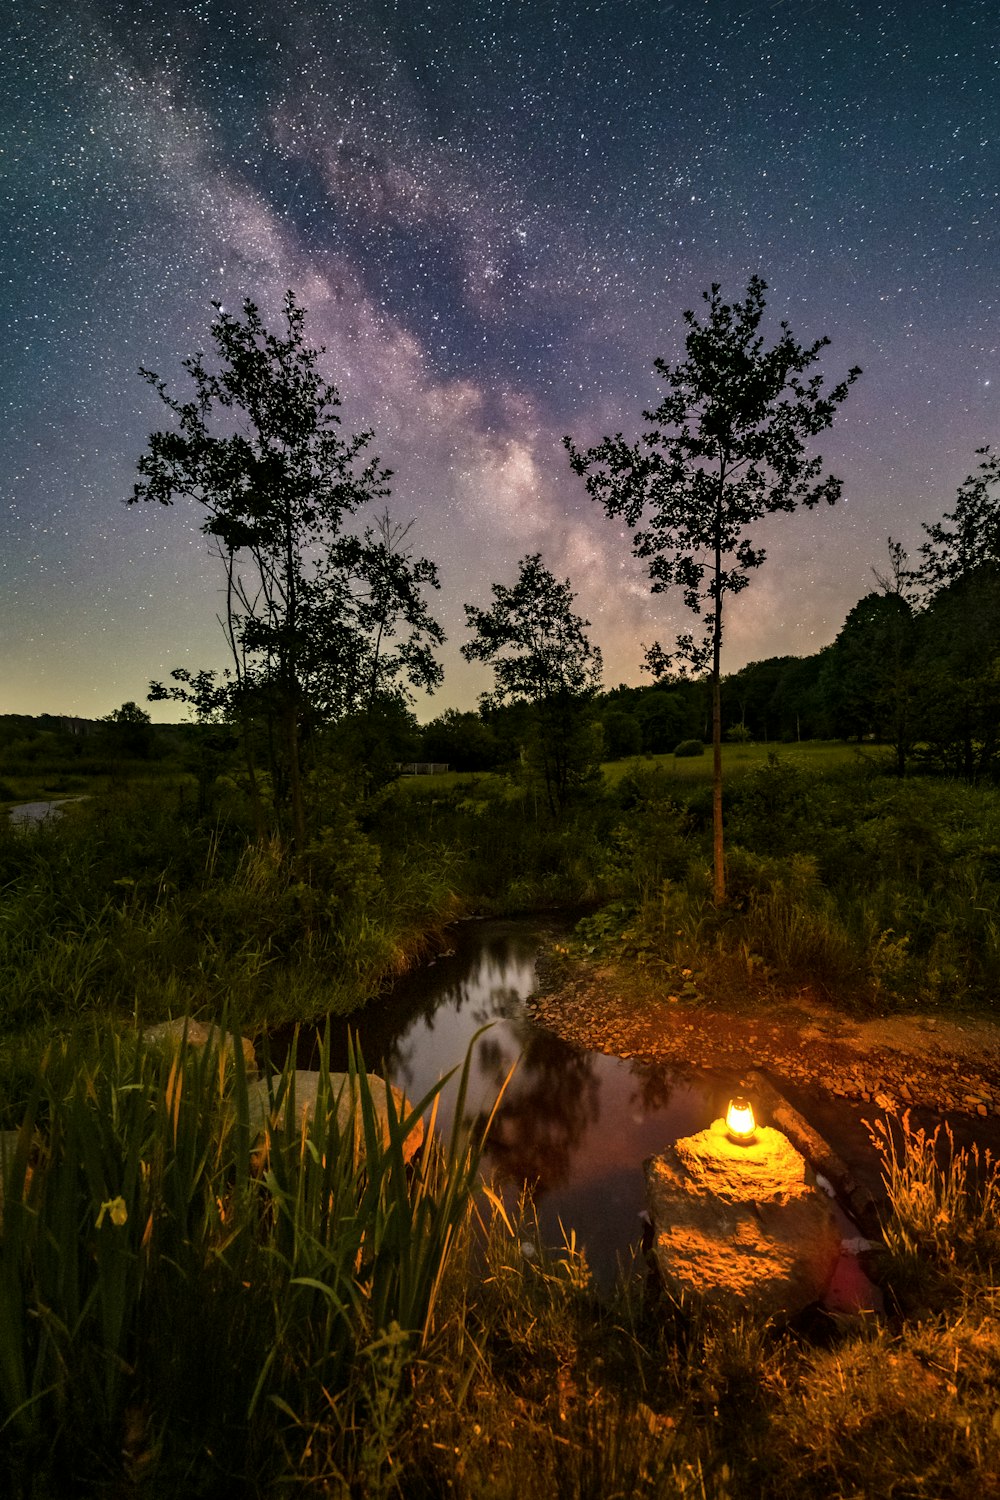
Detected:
left=6, top=553, right=1000, bottom=788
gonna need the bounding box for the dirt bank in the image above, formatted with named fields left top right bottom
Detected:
left=528, top=957, right=1000, bottom=1214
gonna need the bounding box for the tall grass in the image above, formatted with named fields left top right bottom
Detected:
left=0, top=783, right=468, bottom=1079
left=3, top=1027, right=1000, bottom=1496
left=0, top=1023, right=493, bottom=1495
left=575, top=756, right=1000, bottom=1010
left=868, top=1110, right=1000, bottom=1307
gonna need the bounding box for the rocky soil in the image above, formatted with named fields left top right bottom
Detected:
left=529, top=959, right=1000, bottom=1118
left=527, top=957, right=1000, bottom=1211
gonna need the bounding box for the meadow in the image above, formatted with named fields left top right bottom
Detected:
left=2, top=735, right=1000, bottom=1494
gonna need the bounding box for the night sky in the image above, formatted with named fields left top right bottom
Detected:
left=3, top=0, right=997, bottom=721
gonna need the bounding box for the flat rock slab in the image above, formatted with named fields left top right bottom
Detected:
left=645, top=1120, right=841, bottom=1322
left=248, top=1071, right=425, bottom=1165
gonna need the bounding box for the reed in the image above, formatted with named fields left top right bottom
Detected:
left=0, top=1022, right=494, bottom=1494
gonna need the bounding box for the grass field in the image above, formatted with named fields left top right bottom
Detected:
left=600, top=739, right=888, bottom=784
left=0, top=741, right=887, bottom=809
left=393, top=740, right=888, bottom=795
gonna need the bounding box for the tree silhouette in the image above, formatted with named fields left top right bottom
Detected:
left=131, top=292, right=443, bottom=845
left=462, top=554, right=602, bottom=815
left=916, top=447, right=1000, bottom=589
left=566, top=277, right=860, bottom=901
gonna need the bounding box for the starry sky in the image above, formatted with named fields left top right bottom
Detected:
left=3, top=0, right=997, bottom=721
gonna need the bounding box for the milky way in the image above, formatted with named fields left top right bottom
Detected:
left=2, top=0, right=997, bottom=718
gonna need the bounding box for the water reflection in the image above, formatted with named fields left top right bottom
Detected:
left=479, top=1029, right=601, bottom=1192
left=276, top=917, right=717, bottom=1283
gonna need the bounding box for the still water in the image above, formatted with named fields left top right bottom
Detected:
left=285, top=917, right=737, bottom=1284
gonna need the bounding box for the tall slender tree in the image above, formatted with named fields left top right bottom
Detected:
left=566, top=276, right=860, bottom=902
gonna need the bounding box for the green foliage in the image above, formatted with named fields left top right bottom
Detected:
left=379, top=773, right=615, bottom=915
left=725, top=753, right=813, bottom=854
left=0, top=780, right=466, bottom=1073
left=419, top=708, right=503, bottom=771
left=4, top=758, right=1000, bottom=1494
left=674, top=739, right=705, bottom=758
left=133, top=293, right=444, bottom=844
left=721, top=655, right=831, bottom=743
left=567, top=277, right=861, bottom=678
left=0, top=1025, right=488, bottom=1493
left=462, top=554, right=603, bottom=816
left=607, top=770, right=695, bottom=904
left=820, top=591, right=916, bottom=772
left=634, top=684, right=703, bottom=752
left=916, top=444, right=1000, bottom=587
left=99, top=700, right=156, bottom=761
left=581, top=757, right=1000, bottom=1010
left=599, top=707, right=643, bottom=760
left=568, top=276, right=860, bottom=904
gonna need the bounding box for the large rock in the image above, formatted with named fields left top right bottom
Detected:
left=644, top=1119, right=841, bottom=1321
left=142, top=1019, right=258, bottom=1076
left=247, top=1071, right=425, bottom=1165
left=140, top=1024, right=423, bottom=1165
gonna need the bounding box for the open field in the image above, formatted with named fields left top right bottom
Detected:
left=391, top=741, right=890, bottom=796
left=601, top=739, right=889, bottom=784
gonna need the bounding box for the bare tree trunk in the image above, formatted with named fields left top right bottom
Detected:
left=240, top=712, right=267, bottom=841
left=712, top=672, right=724, bottom=905
left=285, top=700, right=306, bottom=850
left=221, top=547, right=267, bottom=840
left=712, top=490, right=725, bottom=906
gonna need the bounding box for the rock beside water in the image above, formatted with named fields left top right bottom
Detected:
left=247, top=1070, right=426, bottom=1165
left=644, top=1119, right=841, bottom=1321
left=142, top=1018, right=258, bottom=1076
left=142, top=1023, right=424, bottom=1164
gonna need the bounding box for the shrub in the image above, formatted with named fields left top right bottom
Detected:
left=673, top=739, right=705, bottom=758
left=726, top=751, right=813, bottom=855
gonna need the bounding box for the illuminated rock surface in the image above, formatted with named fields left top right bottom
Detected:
left=644, top=1119, right=841, bottom=1321
left=247, top=1071, right=425, bottom=1165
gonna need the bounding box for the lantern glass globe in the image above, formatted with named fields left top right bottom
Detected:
left=726, top=1096, right=756, bottom=1143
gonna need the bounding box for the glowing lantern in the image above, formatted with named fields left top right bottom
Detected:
left=726, top=1096, right=756, bottom=1144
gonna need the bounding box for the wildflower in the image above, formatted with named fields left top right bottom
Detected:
left=96, top=1195, right=128, bottom=1229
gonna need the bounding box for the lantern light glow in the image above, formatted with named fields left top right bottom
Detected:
left=726, top=1096, right=757, bottom=1144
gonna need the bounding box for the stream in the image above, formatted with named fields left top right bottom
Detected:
left=279, top=916, right=763, bottom=1285
left=8, top=798, right=85, bottom=824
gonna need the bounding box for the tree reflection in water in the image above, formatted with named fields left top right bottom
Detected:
left=474, top=1025, right=601, bottom=1192
left=268, top=917, right=713, bottom=1283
